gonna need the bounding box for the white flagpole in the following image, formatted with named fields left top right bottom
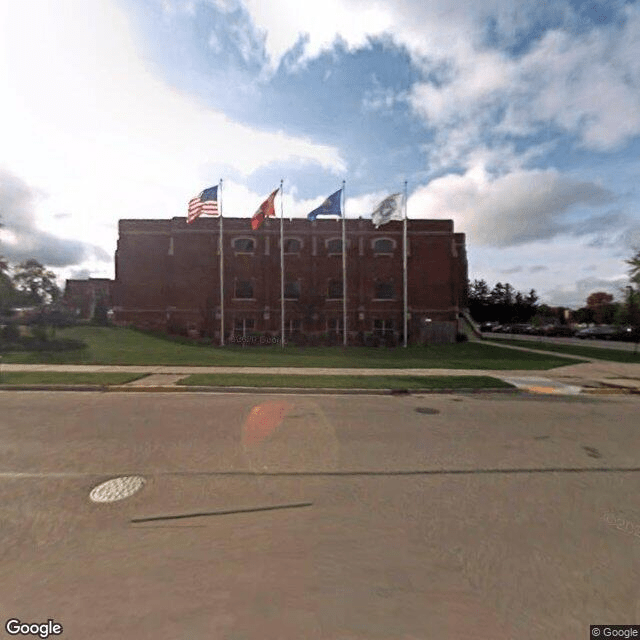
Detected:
left=342, top=180, right=347, bottom=347
left=280, top=180, right=285, bottom=349
left=219, top=179, right=224, bottom=346
left=403, top=180, right=408, bottom=348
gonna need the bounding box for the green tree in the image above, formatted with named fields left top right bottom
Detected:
left=0, top=257, right=17, bottom=314
left=625, top=248, right=640, bottom=289
left=92, top=294, right=110, bottom=326
left=12, top=259, right=61, bottom=305
left=623, top=248, right=640, bottom=352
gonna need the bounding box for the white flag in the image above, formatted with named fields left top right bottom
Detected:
left=371, top=193, right=404, bottom=228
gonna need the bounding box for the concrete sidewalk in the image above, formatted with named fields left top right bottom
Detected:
left=2, top=337, right=639, bottom=393
left=1, top=361, right=639, bottom=394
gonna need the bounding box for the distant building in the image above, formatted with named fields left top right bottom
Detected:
left=113, top=217, right=468, bottom=344
left=63, top=278, right=113, bottom=319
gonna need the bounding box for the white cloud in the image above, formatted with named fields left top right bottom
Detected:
left=0, top=0, right=346, bottom=275
left=242, top=0, right=394, bottom=70
left=409, top=164, right=615, bottom=247
left=544, top=275, right=629, bottom=307
left=514, top=12, right=640, bottom=150
left=233, top=0, right=640, bottom=165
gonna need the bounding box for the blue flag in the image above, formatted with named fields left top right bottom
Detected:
left=307, top=189, right=342, bottom=220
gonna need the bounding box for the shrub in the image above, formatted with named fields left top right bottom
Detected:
left=364, top=332, right=381, bottom=347
left=91, top=302, right=110, bottom=326
left=31, top=325, right=49, bottom=342
left=1, top=323, right=20, bottom=343
left=167, top=322, right=188, bottom=337
left=383, top=334, right=398, bottom=348
left=456, top=332, right=469, bottom=343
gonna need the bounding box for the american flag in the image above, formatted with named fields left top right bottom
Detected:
left=187, top=185, right=219, bottom=223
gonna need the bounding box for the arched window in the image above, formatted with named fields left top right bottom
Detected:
left=233, top=237, right=255, bottom=252
left=373, top=238, right=394, bottom=254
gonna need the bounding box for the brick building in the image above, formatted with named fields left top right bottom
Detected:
left=113, top=217, right=468, bottom=344
left=63, top=278, right=113, bottom=319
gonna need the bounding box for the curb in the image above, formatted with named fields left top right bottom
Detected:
left=0, top=384, right=108, bottom=392
left=582, top=387, right=640, bottom=396
left=0, top=384, right=520, bottom=395
left=582, top=386, right=638, bottom=395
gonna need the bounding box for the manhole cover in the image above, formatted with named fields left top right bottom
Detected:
left=414, top=407, right=440, bottom=415
left=89, top=476, right=146, bottom=503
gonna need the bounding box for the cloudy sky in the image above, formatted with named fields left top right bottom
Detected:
left=1, top=0, right=639, bottom=307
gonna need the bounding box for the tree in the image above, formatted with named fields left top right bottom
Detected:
left=0, top=257, right=17, bottom=314
left=12, top=259, right=61, bottom=305
left=468, top=280, right=539, bottom=324
left=91, top=294, right=110, bottom=326
left=625, top=248, right=640, bottom=289
left=586, top=291, right=614, bottom=308
left=467, top=279, right=492, bottom=322
left=585, top=291, right=616, bottom=324
left=623, top=249, right=640, bottom=353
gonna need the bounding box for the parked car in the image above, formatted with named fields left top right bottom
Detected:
left=509, top=323, right=532, bottom=334
left=609, top=326, right=640, bottom=342
left=495, top=325, right=512, bottom=333
left=543, top=325, right=576, bottom=337
left=575, top=325, right=617, bottom=340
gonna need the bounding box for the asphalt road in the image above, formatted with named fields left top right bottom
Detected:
left=486, top=332, right=640, bottom=352
left=1, top=391, right=639, bottom=639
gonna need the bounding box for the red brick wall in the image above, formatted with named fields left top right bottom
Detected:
left=63, top=278, right=113, bottom=319
left=113, top=217, right=468, bottom=342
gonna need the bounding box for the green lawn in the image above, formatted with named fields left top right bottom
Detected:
left=495, top=338, right=640, bottom=363
left=178, top=374, right=516, bottom=390
left=0, top=326, right=583, bottom=369
left=0, top=372, right=147, bottom=385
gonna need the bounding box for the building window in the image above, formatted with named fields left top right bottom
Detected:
left=283, top=238, right=302, bottom=253
left=284, top=281, right=300, bottom=300
left=374, top=281, right=394, bottom=299
left=327, top=317, right=343, bottom=335
left=234, top=318, right=255, bottom=338
left=326, top=238, right=342, bottom=254
left=327, top=279, right=343, bottom=299
left=285, top=319, right=301, bottom=337
left=235, top=280, right=254, bottom=299
left=233, top=238, right=255, bottom=252
left=373, top=319, right=394, bottom=336
left=373, top=238, right=394, bottom=254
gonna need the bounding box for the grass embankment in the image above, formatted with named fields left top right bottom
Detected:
left=0, top=372, right=147, bottom=385
left=178, top=374, right=515, bottom=390
left=0, top=326, right=584, bottom=369
left=494, top=338, right=640, bottom=363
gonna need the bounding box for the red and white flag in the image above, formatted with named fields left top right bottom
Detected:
left=251, top=188, right=279, bottom=230
left=187, top=185, right=219, bottom=224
